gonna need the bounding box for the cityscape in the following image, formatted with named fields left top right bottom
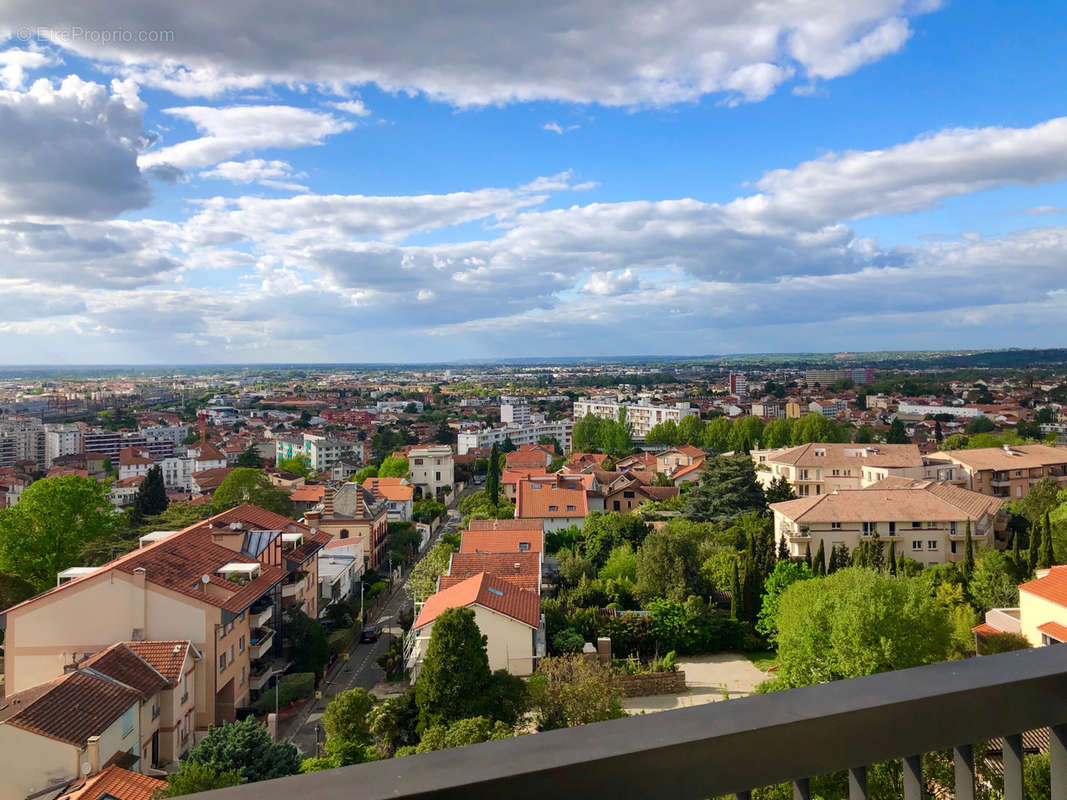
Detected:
left=2, top=2, right=1067, bottom=800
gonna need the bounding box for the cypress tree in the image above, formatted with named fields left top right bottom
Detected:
left=813, top=539, right=826, bottom=576
left=1029, top=520, right=1042, bottom=574
left=1012, top=527, right=1022, bottom=575
left=485, top=442, right=501, bottom=506
left=837, top=543, right=850, bottom=569
left=729, top=558, right=742, bottom=620
left=777, top=535, right=789, bottom=561
left=131, top=464, right=168, bottom=523
left=827, top=544, right=838, bottom=574
left=963, top=519, right=975, bottom=577
left=887, top=540, right=897, bottom=576
left=1040, top=511, right=1055, bottom=569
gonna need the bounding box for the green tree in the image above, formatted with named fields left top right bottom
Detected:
left=776, top=568, right=952, bottom=687
left=485, top=443, right=501, bottom=506
left=635, top=522, right=707, bottom=603
left=967, top=551, right=1020, bottom=612
left=645, top=419, right=679, bottom=447
left=729, top=558, right=742, bottom=619
left=1029, top=517, right=1042, bottom=575
left=387, top=521, right=422, bottom=564
left=527, top=653, right=625, bottom=730
left=790, top=414, right=848, bottom=445
left=1040, top=511, right=1055, bottom=569
left=415, top=607, right=493, bottom=731
left=581, top=512, right=651, bottom=566
left=761, top=418, right=794, bottom=449
left=379, top=455, right=410, bottom=479
left=234, top=445, right=262, bottom=469
left=598, top=542, right=639, bottom=583
left=963, top=519, right=975, bottom=577
left=885, top=417, right=909, bottom=444
left=1023, top=752, right=1051, bottom=800
left=677, top=415, right=706, bottom=447
left=353, top=464, right=378, bottom=482
left=415, top=716, right=513, bottom=752
left=941, top=433, right=970, bottom=450
left=854, top=424, right=877, bottom=444
left=965, top=416, right=996, bottom=434
left=277, top=456, right=311, bottom=478
left=1009, top=477, right=1063, bottom=525
left=764, top=475, right=796, bottom=503
left=131, top=465, right=168, bottom=523
left=286, top=609, right=330, bottom=679
left=186, top=717, right=300, bottom=782
left=412, top=498, right=446, bottom=525
left=682, top=455, right=766, bottom=522
left=572, top=413, right=604, bottom=453
left=408, top=539, right=460, bottom=602
left=366, top=692, right=420, bottom=757
left=211, top=468, right=295, bottom=517
left=702, top=417, right=734, bottom=452
left=812, top=539, right=826, bottom=576
left=0, top=475, right=121, bottom=591
left=756, top=560, right=813, bottom=641
left=322, top=688, right=376, bottom=764
left=156, top=762, right=245, bottom=797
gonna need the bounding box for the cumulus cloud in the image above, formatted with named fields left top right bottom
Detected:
left=139, top=105, right=354, bottom=170
left=200, top=159, right=308, bottom=191
left=0, top=75, right=152, bottom=220
left=0, top=47, right=55, bottom=89
left=4, top=1, right=938, bottom=106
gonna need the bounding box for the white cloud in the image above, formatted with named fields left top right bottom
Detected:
left=1019, top=205, right=1067, bottom=215
left=331, top=99, right=371, bottom=117
left=0, top=47, right=55, bottom=89
left=542, top=122, right=563, bottom=134
left=200, top=159, right=308, bottom=191
left=4, top=1, right=940, bottom=106
left=0, top=75, right=152, bottom=220
left=139, top=105, right=354, bottom=169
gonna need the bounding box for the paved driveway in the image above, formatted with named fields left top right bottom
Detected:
left=621, top=653, right=770, bottom=715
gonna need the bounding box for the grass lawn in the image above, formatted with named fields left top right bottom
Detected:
left=743, top=650, right=778, bottom=672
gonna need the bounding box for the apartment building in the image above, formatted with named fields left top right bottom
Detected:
left=771, top=479, right=1005, bottom=568
left=804, top=368, right=874, bottom=386
left=0, top=505, right=327, bottom=732
left=572, top=397, right=696, bottom=439
left=362, top=476, right=414, bottom=521
left=275, top=433, right=359, bottom=472
left=728, top=373, right=748, bottom=397
left=456, top=418, right=573, bottom=455
left=514, top=476, right=589, bottom=532
left=809, top=399, right=847, bottom=418
left=0, top=417, right=44, bottom=468
left=751, top=400, right=784, bottom=419
left=44, top=424, right=83, bottom=469
left=305, top=483, right=390, bottom=568
left=896, top=403, right=985, bottom=419
left=926, top=444, right=1067, bottom=500
left=499, top=398, right=531, bottom=426
left=408, top=445, right=454, bottom=497
left=753, top=443, right=926, bottom=497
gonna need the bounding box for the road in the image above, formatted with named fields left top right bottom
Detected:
left=284, top=503, right=464, bottom=756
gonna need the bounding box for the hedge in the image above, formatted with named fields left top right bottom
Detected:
left=328, top=627, right=356, bottom=655
left=252, top=672, right=315, bottom=714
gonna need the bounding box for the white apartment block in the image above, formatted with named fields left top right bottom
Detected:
left=140, top=425, right=190, bottom=445
left=44, top=424, right=83, bottom=468
left=275, top=433, right=359, bottom=472
left=896, top=403, right=985, bottom=419
left=456, top=419, right=574, bottom=455
left=572, top=398, right=696, bottom=438
left=500, top=398, right=532, bottom=426
left=809, top=399, right=847, bottom=418
left=408, top=445, right=455, bottom=496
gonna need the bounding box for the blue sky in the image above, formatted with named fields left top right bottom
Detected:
left=0, top=0, right=1066, bottom=363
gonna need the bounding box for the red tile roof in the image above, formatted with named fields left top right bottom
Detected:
left=290, top=484, right=326, bottom=502
left=122, top=640, right=195, bottom=684
left=80, top=643, right=170, bottom=696
left=442, top=551, right=541, bottom=593
left=61, top=764, right=166, bottom=800
left=363, top=477, right=414, bottom=502
left=515, top=479, right=588, bottom=519
left=467, top=519, right=544, bottom=533
left=2, top=671, right=140, bottom=747
left=414, top=572, right=540, bottom=629
left=971, top=622, right=1003, bottom=637
left=1037, top=621, right=1067, bottom=642
left=1020, top=566, right=1067, bottom=608
left=460, top=529, right=544, bottom=555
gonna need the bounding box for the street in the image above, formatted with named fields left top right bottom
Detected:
left=283, top=502, right=464, bottom=756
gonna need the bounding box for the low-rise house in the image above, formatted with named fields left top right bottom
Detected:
left=974, top=566, right=1067, bottom=648
left=440, top=551, right=542, bottom=594
left=58, top=764, right=166, bottom=800
left=317, top=539, right=364, bottom=613
left=655, top=445, right=705, bottom=476
left=290, top=483, right=325, bottom=513
left=601, top=477, right=678, bottom=513
left=408, top=572, right=542, bottom=677
left=407, top=445, right=455, bottom=497
left=190, top=466, right=232, bottom=497
left=770, top=479, right=1005, bottom=569
left=514, top=476, right=589, bottom=532
left=362, top=477, right=414, bottom=521
left=461, top=520, right=544, bottom=555
left=926, top=444, right=1067, bottom=500
left=505, top=445, right=554, bottom=470
left=304, top=483, right=389, bottom=568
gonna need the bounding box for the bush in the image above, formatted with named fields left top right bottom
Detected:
left=328, top=627, right=356, bottom=655
left=552, top=628, right=586, bottom=654
left=252, top=672, right=315, bottom=714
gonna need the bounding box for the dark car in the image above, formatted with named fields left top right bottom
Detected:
left=359, top=625, right=381, bottom=643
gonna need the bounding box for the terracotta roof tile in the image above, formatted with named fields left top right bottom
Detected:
left=80, top=643, right=170, bottom=696
left=1037, top=621, right=1067, bottom=642
left=362, top=477, right=414, bottom=502
left=443, top=551, right=541, bottom=593
left=414, top=572, right=540, bottom=629
left=460, top=529, right=544, bottom=555
left=122, top=641, right=194, bottom=684
left=1020, top=566, right=1067, bottom=608
left=467, top=519, right=544, bottom=533
left=62, top=764, right=166, bottom=800
left=515, top=479, right=588, bottom=519
left=3, top=671, right=140, bottom=747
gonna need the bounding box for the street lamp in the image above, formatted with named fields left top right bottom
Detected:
left=359, top=579, right=365, bottom=625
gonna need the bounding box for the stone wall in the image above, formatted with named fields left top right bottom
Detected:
left=615, top=670, right=687, bottom=698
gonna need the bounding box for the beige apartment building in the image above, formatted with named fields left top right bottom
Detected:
left=753, top=443, right=927, bottom=497
left=0, top=505, right=327, bottom=733
left=770, top=478, right=1005, bottom=568
left=975, top=566, right=1067, bottom=648
left=407, top=445, right=455, bottom=497
left=572, top=398, right=696, bottom=438
left=926, top=444, right=1067, bottom=500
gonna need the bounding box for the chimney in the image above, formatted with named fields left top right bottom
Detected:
left=323, top=487, right=335, bottom=519
left=305, top=510, right=321, bottom=525
left=353, top=485, right=363, bottom=517
left=596, top=637, right=612, bottom=667
left=86, top=735, right=101, bottom=775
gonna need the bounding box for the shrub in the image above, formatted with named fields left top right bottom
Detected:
left=327, top=627, right=356, bottom=655
left=251, top=672, right=315, bottom=714
left=552, top=628, right=586, bottom=654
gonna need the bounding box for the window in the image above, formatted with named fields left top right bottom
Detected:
left=239, top=667, right=246, bottom=686
left=519, top=542, right=530, bottom=551
left=613, top=500, right=621, bottom=510
left=862, top=522, right=876, bottom=536
left=912, top=521, right=922, bottom=529
left=228, top=645, right=234, bottom=664
left=566, top=504, right=576, bottom=511
left=888, top=522, right=896, bottom=535
left=912, top=540, right=923, bottom=550
left=951, top=541, right=958, bottom=554
left=950, top=521, right=958, bottom=535
left=926, top=521, right=937, bottom=529
left=548, top=505, right=558, bottom=511
left=623, top=491, right=635, bottom=498
left=219, top=653, right=227, bottom=672
left=414, top=458, right=424, bottom=465
left=832, top=469, right=840, bottom=476
left=122, top=707, right=135, bottom=737
left=435, top=471, right=441, bottom=481
left=151, top=699, right=160, bottom=719
left=239, top=636, right=245, bottom=654
left=831, top=522, right=841, bottom=530
left=927, top=540, right=938, bottom=550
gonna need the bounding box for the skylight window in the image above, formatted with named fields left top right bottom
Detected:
left=488, top=587, right=504, bottom=596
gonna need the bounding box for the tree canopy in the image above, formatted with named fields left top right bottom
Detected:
left=212, top=468, right=295, bottom=517
left=415, top=607, right=493, bottom=731
left=681, top=455, right=767, bottom=522
left=185, top=717, right=300, bottom=783
left=379, top=455, right=410, bottom=479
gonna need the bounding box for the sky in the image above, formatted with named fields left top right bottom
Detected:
left=0, top=1, right=1066, bottom=364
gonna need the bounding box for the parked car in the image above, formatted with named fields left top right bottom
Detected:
left=359, top=625, right=381, bottom=643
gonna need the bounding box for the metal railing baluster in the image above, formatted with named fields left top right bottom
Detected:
left=848, top=766, right=867, bottom=799
left=903, top=754, right=922, bottom=800
left=954, top=744, right=975, bottom=800
left=1051, top=723, right=1067, bottom=799
left=792, top=777, right=810, bottom=800
left=1002, top=733, right=1023, bottom=800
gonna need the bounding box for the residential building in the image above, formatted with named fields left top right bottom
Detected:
left=752, top=443, right=926, bottom=497
left=896, top=403, right=984, bottom=419
left=805, top=368, right=874, bottom=386
left=461, top=520, right=545, bottom=555
left=975, top=566, right=1067, bottom=648
left=784, top=401, right=804, bottom=419
left=456, top=418, right=573, bottom=455
left=0, top=505, right=327, bottom=731
left=751, top=400, right=784, bottom=419
left=505, top=444, right=554, bottom=470
left=499, top=398, right=531, bottom=426
left=655, top=445, right=705, bottom=476
left=514, top=476, right=589, bottom=532
left=925, top=444, right=1067, bottom=500
left=770, top=479, right=1005, bottom=568
left=572, top=398, right=696, bottom=438
left=408, top=445, right=454, bottom=497
left=362, top=476, right=414, bottom=521
left=44, top=424, right=83, bottom=469
left=408, top=572, right=542, bottom=677
left=440, top=551, right=542, bottom=594
left=317, top=539, right=364, bottom=612
left=275, top=433, right=359, bottom=472
left=728, top=373, right=748, bottom=397
left=117, top=447, right=154, bottom=481
left=305, top=483, right=389, bottom=568
left=601, top=476, right=678, bottom=513
left=58, top=765, right=165, bottom=800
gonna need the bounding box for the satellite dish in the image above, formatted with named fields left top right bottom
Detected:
left=82, top=762, right=91, bottom=775
left=201, top=574, right=211, bottom=584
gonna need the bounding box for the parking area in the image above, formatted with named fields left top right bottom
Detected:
left=621, top=653, right=771, bottom=715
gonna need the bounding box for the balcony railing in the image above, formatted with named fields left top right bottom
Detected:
left=193, top=646, right=1067, bottom=800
